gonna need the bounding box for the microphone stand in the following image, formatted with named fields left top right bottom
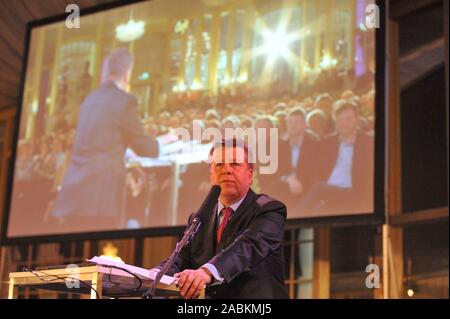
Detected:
left=142, top=217, right=202, bottom=299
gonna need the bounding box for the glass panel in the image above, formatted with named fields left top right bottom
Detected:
left=298, top=241, right=314, bottom=279
left=299, top=228, right=314, bottom=241
left=403, top=221, right=449, bottom=298
left=297, top=281, right=313, bottom=299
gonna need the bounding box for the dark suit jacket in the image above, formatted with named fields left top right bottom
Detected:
left=317, top=131, right=374, bottom=210
left=293, top=132, right=320, bottom=194
left=259, top=133, right=319, bottom=208
left=53, top=81, right=159, bottom=219
left=157, top=189, right=289, bottom=299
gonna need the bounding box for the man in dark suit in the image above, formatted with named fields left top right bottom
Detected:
left=276, top=107, right=320, bottom=213
left=52, top=48, right=159, bottom=231
left=252, top=115, right=288, bottom=203
left=153, top=138, right=289, bottom=299
left=297, top=100, right=374, bottom=216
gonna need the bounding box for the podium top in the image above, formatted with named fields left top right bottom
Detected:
left=9, top=264, right=184, bottom=299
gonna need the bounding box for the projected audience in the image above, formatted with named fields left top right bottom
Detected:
left=306, top=109, right=328, bottom=138
left=294, top=100, right=374, bottom=217
left=274, top=108, right=320, bottom=209
left=10, top=61, right=376, bottom=236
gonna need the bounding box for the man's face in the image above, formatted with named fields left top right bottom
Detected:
left=317, top=100, right=332, bottom=116
left=286, top=114, right=306, bottom=138
left=335, top=108, right=358, bottom=136
left=210, top=146, right=253, bottom=204
left=309, top=116, right=326, bottom=137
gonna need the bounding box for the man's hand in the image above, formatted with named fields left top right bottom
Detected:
left=174, top=268, right=212, bottom=299
left=286, top=174, right=303, bottom=194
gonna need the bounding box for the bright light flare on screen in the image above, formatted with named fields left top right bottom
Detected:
left=173, top=81, right=187, bottom=92
left=251, top=27, right=299, bottom=77
left=320, top=52, right=338, bottom=69
left=250, top=9, right=310, bottom=78
left=261, top=30, right=293, bottom=62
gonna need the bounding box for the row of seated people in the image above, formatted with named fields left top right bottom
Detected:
left=125, top=97, right=374, bottom=227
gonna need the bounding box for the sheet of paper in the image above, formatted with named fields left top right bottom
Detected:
left=87, top=256, right=176, bottom=285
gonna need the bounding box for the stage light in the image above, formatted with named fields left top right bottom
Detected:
left=320, top=52, right=338, bottom=69
left=301, top=61, right=312, bottom=73
left=173, top=81, right=187, bottom=93
left=404, top=259, right=417, bottom=298
left=221, top=75, right=231, bottom=86
left=116, top=19, right=145, bottom=42
left=190, top=81, right=203, bottom=90
left=31, top=100, right=38, bottom=114
left=261, top=29, right=292, bottom=62
left=100, top=242, right=124, bottom=263
left=237, top=73, right=248, bottom=83
left=174, top=19, right=189, bottom=34
left=138, top=72, right=150, bottom=81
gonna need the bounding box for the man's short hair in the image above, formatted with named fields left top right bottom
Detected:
left=254, top=115, right=278, bottom=128
left=205, top=109, right=220, bottom=120
left=315, top=93, right=332, bottom=105
left=101, top=48, right=134, bottom=81
left=306, top=108, right=327, bottom=125
left=221, top=115, right=240, bottom=127
left=209, top=138, right=254, bottom=170
left=287, top=106, right=306, bottom=120
left=333, top=99, right=359, bottom=120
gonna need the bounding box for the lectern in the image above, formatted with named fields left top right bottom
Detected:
left=8, top=264, right=204, bottom=299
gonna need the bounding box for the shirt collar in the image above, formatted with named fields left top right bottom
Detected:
left=113, top=80, right=125, bottom=91
left=217, top=191, right=248, bottom=216
left=290, top=133, right=304, bottom=148
left=339, top=132, right=357, bottom=145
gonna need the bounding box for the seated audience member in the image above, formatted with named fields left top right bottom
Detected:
left=306, top=109, right=328, bottom=138
left=314, top=93, right=335, bottom=135
left=277, top=107, right=320, bottom=214
left=297, top=100, right=374, bottom=216
left=273, top=110, right=288, bottom=141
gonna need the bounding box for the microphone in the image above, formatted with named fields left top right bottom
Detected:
left=142, top=185, right=221, bottom=299
left=192, top=185, right=221, bottom=223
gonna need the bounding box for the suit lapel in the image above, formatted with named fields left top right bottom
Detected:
left=205, top=203, right=218, bottom=255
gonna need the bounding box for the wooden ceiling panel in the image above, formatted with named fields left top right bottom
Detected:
left=0, top=0, right=120, bottom=110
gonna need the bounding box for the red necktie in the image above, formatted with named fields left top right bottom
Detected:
left=216, top=207, right=233, bottom=243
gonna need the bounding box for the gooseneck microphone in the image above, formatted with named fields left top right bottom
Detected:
left=143, top=185, right=221, bottom=299
left=191, top=184, right=222, bottom=223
